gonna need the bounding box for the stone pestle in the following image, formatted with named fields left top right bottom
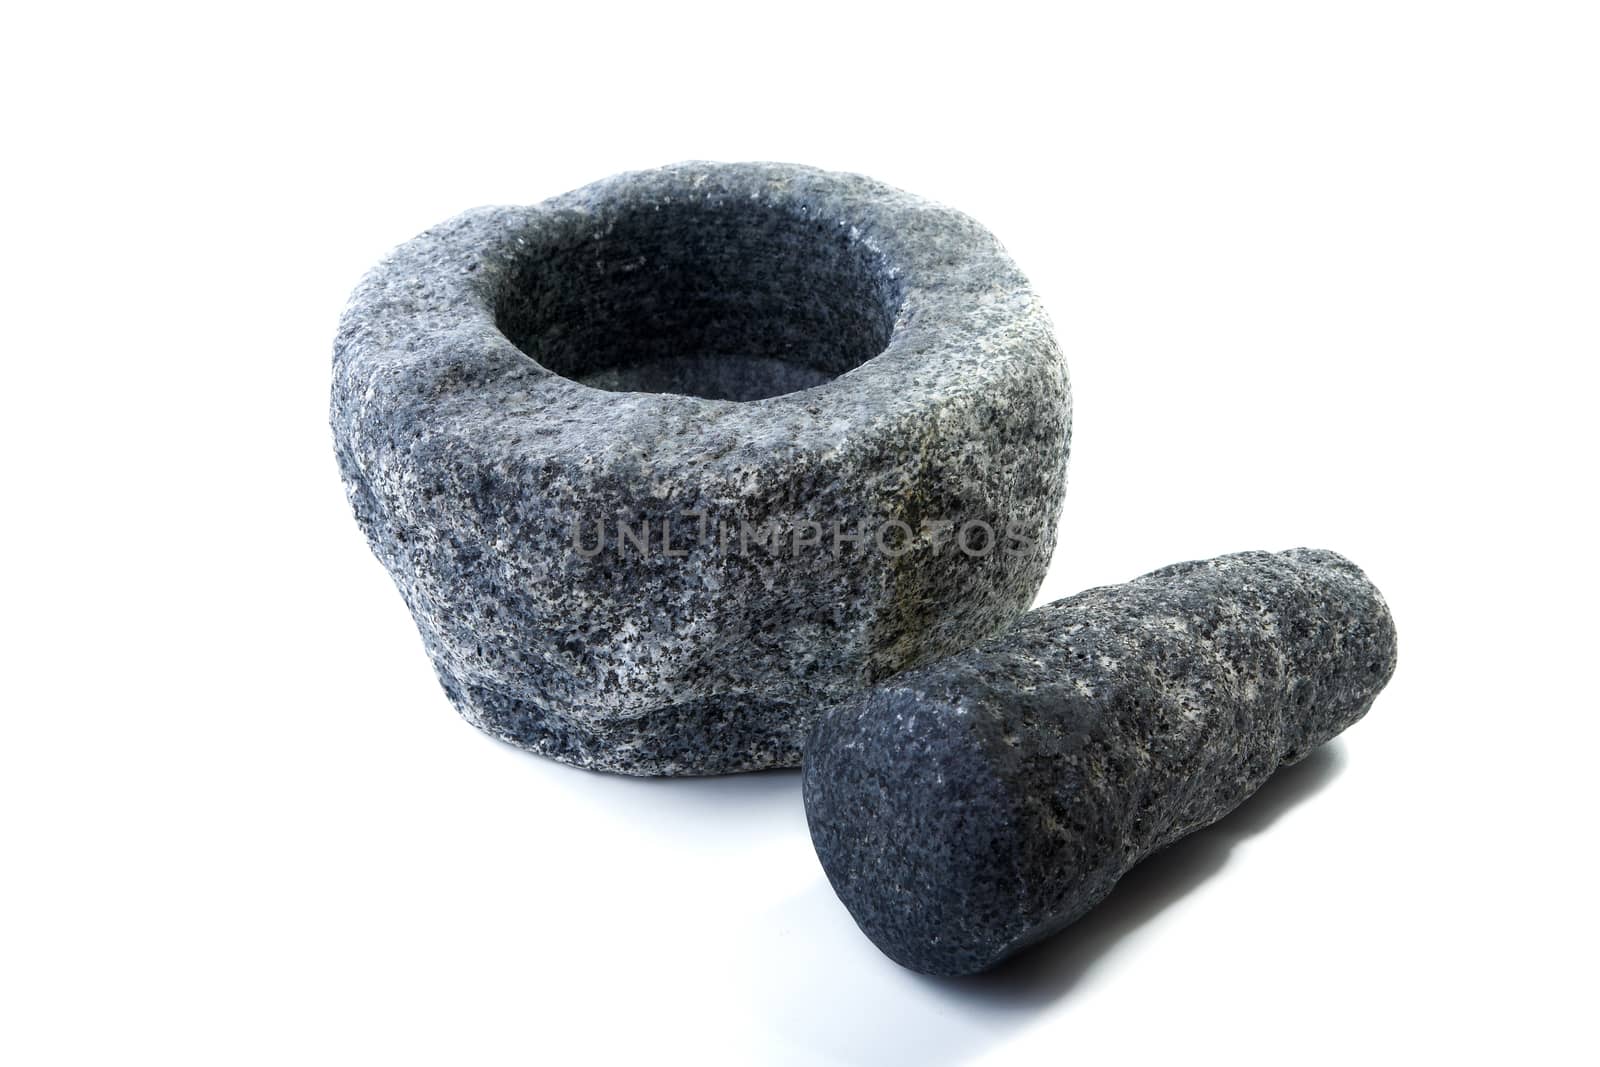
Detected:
left=801, top=548, right=1398, bottom=976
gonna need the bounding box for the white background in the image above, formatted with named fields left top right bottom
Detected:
left=3, top=3, right=1596, bottom=1064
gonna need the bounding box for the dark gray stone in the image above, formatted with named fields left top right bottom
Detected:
left=802, top=549, right=1398, bottom=975
left=331, top=162, right=1070, bottom=775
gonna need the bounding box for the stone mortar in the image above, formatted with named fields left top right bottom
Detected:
left=802, top=549, right=1398, bottom=975
left=331, top=162, right=1070, bottom=775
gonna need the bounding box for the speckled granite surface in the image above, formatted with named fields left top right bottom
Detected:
left=802, top=549, right=1397, bottom=975
left=331, top=162, right=1070, bottom=774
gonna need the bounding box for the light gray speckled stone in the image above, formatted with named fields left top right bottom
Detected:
left=331, top=162, right=1070, bottom=775
left=803, top=549, right=1398, bottom=975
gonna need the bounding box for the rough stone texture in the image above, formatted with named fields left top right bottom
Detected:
left=331, top=162, right=1070, bottom=775
left=802, top=549, right=1398, bottom=975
